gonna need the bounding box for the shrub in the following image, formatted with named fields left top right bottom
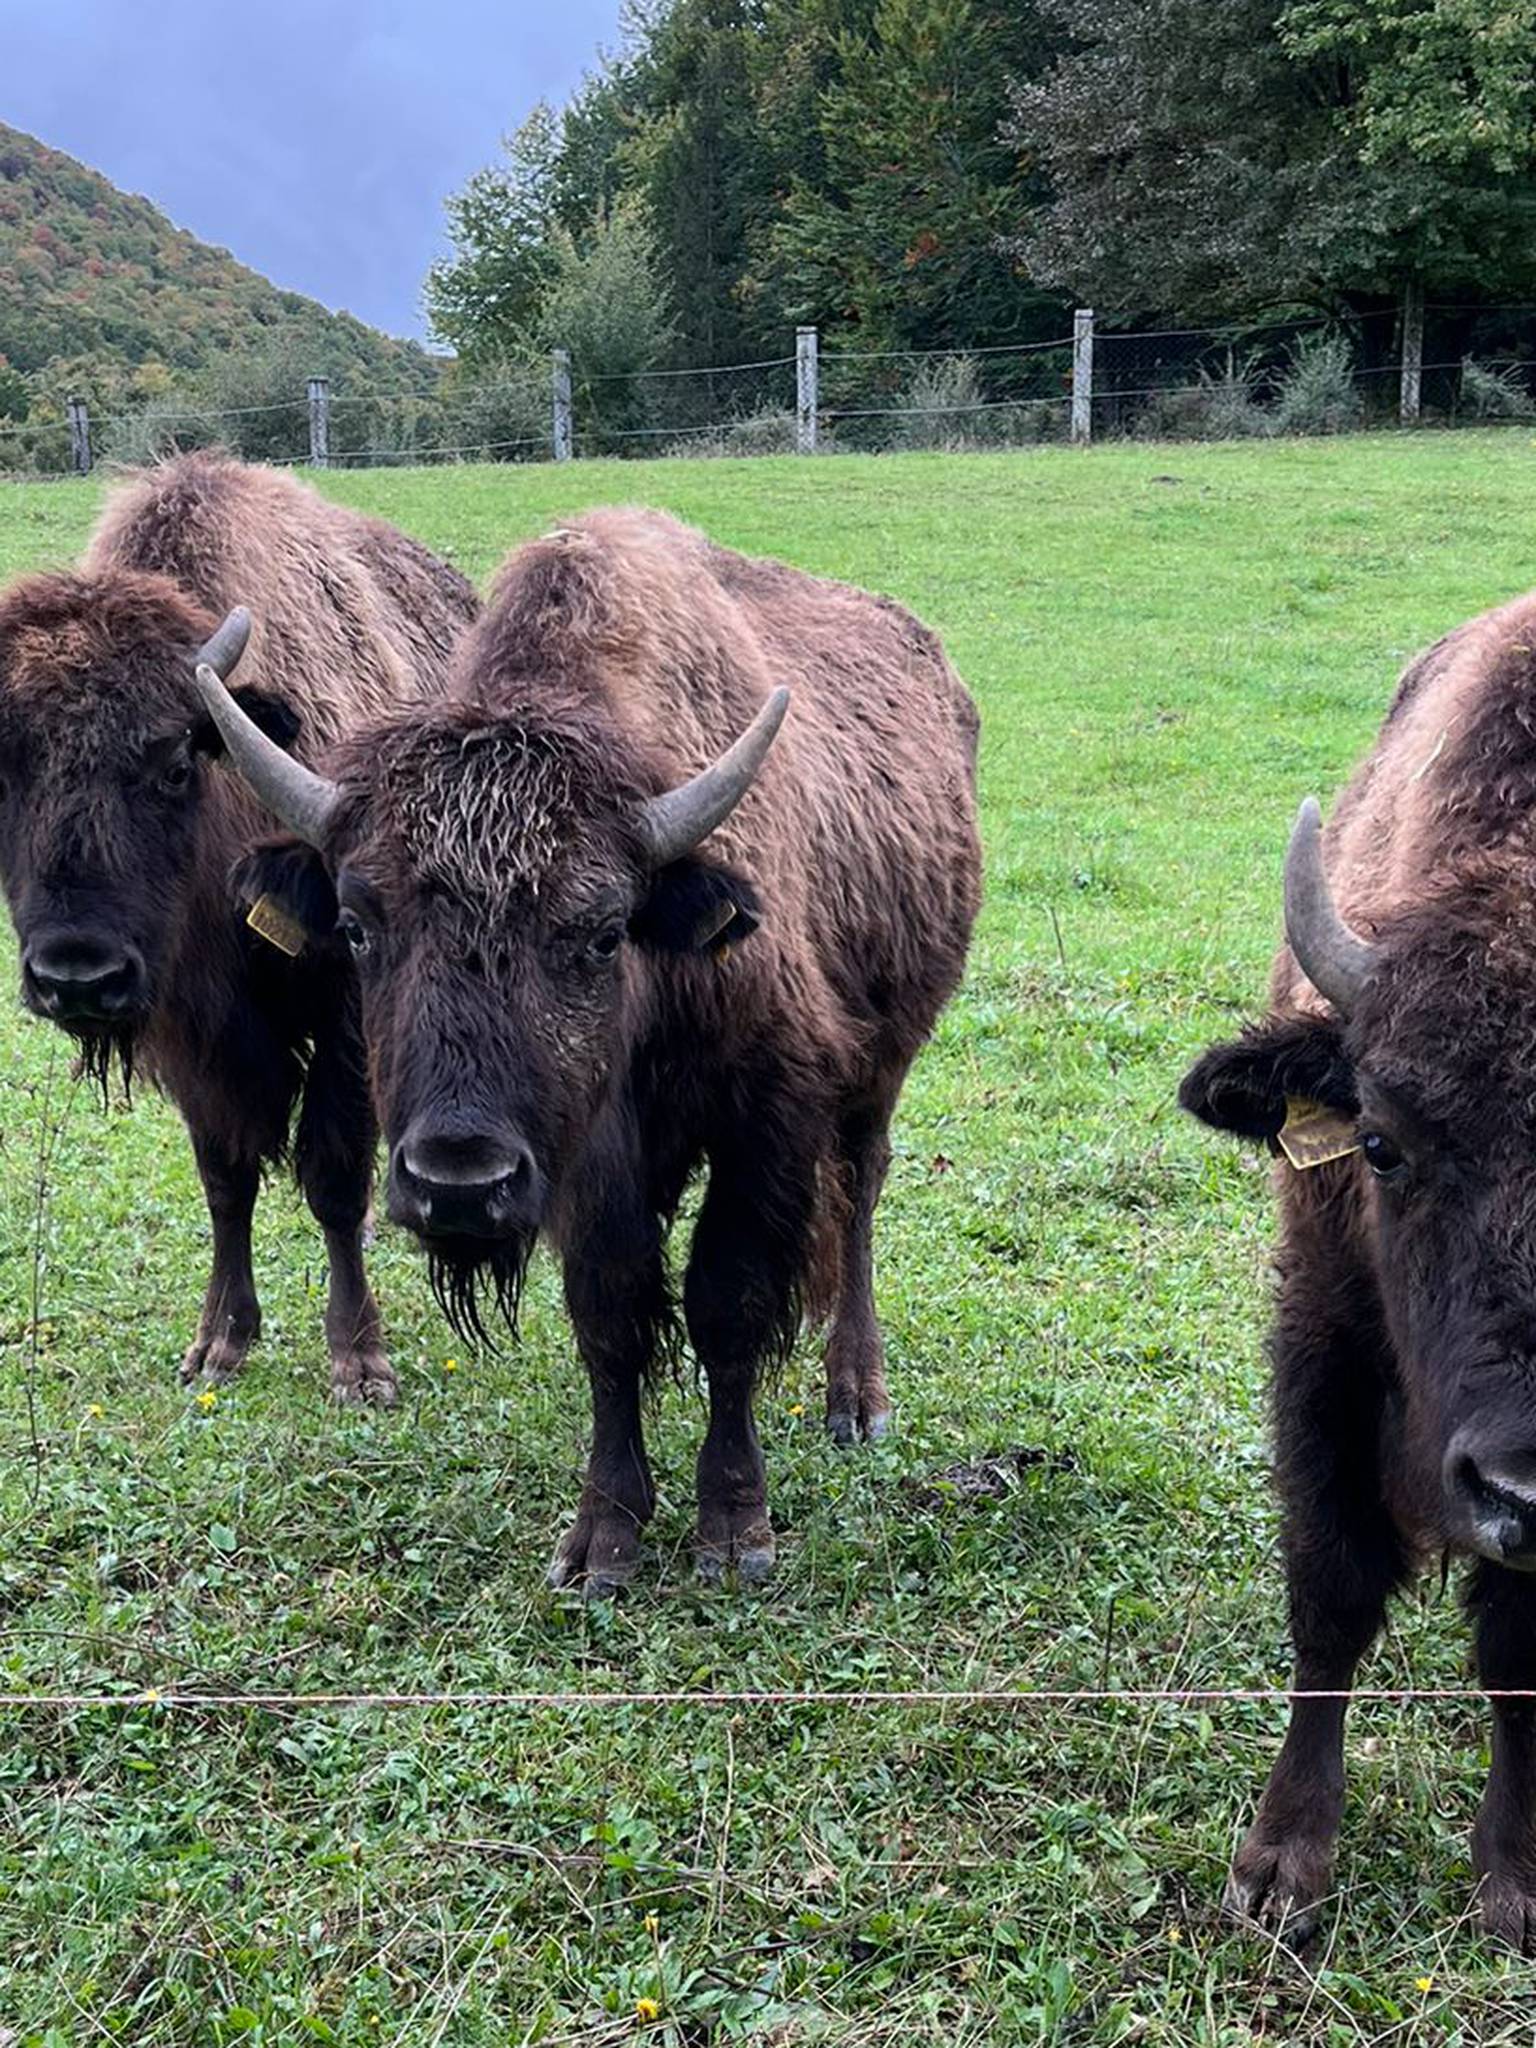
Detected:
left=663, top=408, right=826, bottom=459
left=1459, top=357, right=1535, bottom=422
left=1132, top=360, right=1270, bottom=441
left=1270, top=334, right=1362, bottom=437
left=99, top=396, right=222, bottom=468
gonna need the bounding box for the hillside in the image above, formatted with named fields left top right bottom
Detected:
left=0, top=123, right=438, bottom=458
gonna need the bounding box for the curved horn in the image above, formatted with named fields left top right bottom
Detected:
left=192, top=660, right=340, bottom=848
left=1283, top=796, right=1379, bottom=1016
left=636, top=687, right=790, bottom=866
left=197, top=605, right=252, bottom=680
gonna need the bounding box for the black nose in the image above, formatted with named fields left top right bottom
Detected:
left=388, top=1125, right=543, bottom=1240
left=1445, top=1430, right=1536, bottom=1568
left=22, top=932, right=145, bottom=1023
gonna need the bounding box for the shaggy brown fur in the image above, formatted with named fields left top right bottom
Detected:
left=243, top=508, right=981, bottom=1585
left=0, top=452, right=478, bottom=1403
left=1181, top=588, right=1536, bottom=1953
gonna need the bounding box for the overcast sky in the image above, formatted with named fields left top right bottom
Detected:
left=2, top=0, right=625, bottom=341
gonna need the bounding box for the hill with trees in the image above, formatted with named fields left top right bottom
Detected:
left=0, top=122, right=438, bottom=468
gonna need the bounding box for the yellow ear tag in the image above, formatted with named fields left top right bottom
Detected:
left=1277, top=1096, right=1360, bottom=1171
left=246, top=893, right=307, bottom=959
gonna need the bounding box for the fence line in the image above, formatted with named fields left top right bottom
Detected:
left=0, top=1684, right=1522, bottom=1713
left=6, top=304, right=1536, bottom=479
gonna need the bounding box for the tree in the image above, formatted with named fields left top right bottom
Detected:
left=536, top=197, right=676, bottom=432
left=755, top=0, right=1059, bottom=349
left=618, top=0, right=774, bottom=363
left=423, top=105, right=561, bottom=361
left=1004, top=0, right=1536, bottom=321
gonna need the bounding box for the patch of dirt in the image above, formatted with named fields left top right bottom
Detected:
left=902, top=1444, right=1076, bottom=1510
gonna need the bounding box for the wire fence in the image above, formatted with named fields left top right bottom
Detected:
left=0, top=1684, right=1526, bottom=1715
left=4, top=304, right=1535, bottom=479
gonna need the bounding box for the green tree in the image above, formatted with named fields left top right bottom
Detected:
left=1005, top=0, right=1536, bottom=320
left=423, top=105, right=561, bottom=362
left=536, top=197, right=677, bottom=433
left=757, top=0, right=1058, bottom=349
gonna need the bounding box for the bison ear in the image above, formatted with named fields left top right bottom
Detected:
left=1179, top=1015, right=1356, bottom=1141
left=194, top=686, right=301, bottom=758
left=231, top=838, right=338, bottom=951
left=630, top=859, right=763, bottom=955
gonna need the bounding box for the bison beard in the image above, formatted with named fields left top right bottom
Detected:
left=425, top=1232, right=534, bottom=1350
left=68, top=1020, right=135, bottom=1106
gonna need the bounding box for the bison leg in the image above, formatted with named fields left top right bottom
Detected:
left=824, top=1093, right=897, bottom=1445
left=1227, top=1291, right=1403, bottom=1947
left=295, top=1015, right=394, bottom=1408
left=1470, top=1563, right=1536, bottom=1953
left=684, top=1143, right=815, bottom=1585
left=551, top=1211, right=667, bottom=1596
left=181, top=1134, right=262, bottom=1385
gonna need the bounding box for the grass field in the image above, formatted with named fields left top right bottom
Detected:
left=4, top=434, right=1536, bottom=2044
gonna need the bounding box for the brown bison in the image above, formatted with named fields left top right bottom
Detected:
left=195, top=508, right=980, bottom=1586
left=1181, top=590, right=1536, bottom=1951
left=0, top=453, right=478, bottom=1403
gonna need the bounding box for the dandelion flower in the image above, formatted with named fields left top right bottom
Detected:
left=643, top=1912, right=660, bottom=1936
left=787, top=1402, right=804, bottom=1417
left=1416, top=1976, right=1435, bottom=1995
left=634, top=1997, right=660, bottom=2022
left=195, top=1389, right=217, bottom=1412
left=86, top=1402, right=104, bottom=1420
left=443, top=1358, right=459, bottom=1374
left=1167, top=1926, right=1183, bottom=1946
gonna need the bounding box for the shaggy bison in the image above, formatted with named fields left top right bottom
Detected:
left=196, top=509, right=980, bottom=1585
left=0, top=453, right=478, bottom=1403
left=1181, top=590, right=1536, bottom=1951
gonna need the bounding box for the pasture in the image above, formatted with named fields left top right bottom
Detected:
left=2, top=433, right=1536, bottom=2043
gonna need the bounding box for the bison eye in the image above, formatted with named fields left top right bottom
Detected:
left=337, top=910, right=371, bottom=958
left=588, top=925, right=624, bottom=963
left=159, top=750, right=193, bottom=795
left=1361, top=1131, right=1405, bottom=1179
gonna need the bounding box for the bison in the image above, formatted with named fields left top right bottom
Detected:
left=1180, top=590, right=1536, bottom=1950
left=194, top=508, right=980, bottom=1586
left=0, top=453, right=478, bottom=1403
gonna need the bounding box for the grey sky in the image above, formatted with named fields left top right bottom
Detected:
left=2, top=0, right=625, bottom=340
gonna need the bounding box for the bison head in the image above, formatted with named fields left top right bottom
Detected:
left=1183, top=798, right=1536, bottom=1570
left=0, top=573, right=288, bottom=1082
left=196, top=663, right=786, bottom=1338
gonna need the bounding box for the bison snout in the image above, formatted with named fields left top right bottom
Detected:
left=1445, top=1428, right=1536, bottom=1571
left=388, top=1124, right=544, bottom=1241
left=22, top=930, right=146, bottom=1024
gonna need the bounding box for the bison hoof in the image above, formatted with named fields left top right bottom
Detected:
left=694, top=1514, right=776, bottom=1587
left=329, top=1350, right=397, bottom=1408
left=548, top=1512, right=644, bottom=1598
left=1223, top=1828, right=1336, bottom=1950
left=180, top=1331, right=255, bottom=1386
left=1477, top=1876, right=1536, bottom=1954
left=825, top=1403, right=893, bottom=1447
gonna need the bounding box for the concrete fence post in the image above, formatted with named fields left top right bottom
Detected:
left=307, top=377, right=330, bottom=467
left=552, top=349, right=573, bottom=463
left=67, top=396, right=91, bottom=475
left=1399, top=279, right=1424, bottom=426
left=1071, top=309, right=1094, bottom=446
left=796, top=326, right=818, bottom=454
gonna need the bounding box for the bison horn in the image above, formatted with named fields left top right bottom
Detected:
left=192, top=658, right=340, bottom=848
left=636, top=687, right=790, bottom=866
left=197, top=606, right=252, bottom=680
left=1283, top=796, right=1379, bottom=1016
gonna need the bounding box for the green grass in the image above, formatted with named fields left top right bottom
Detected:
left=4, top=434, right=1536, bottom=2043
